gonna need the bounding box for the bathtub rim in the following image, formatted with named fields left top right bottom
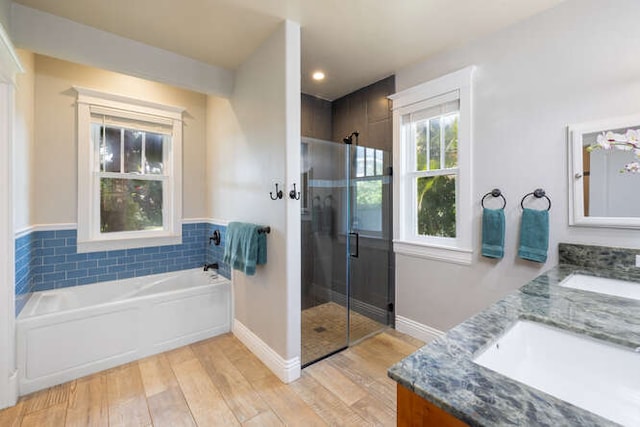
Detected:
left=18, top=267, right=230, bottom=321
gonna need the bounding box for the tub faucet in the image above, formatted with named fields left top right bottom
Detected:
left=204, top=263, right=219, bottom=271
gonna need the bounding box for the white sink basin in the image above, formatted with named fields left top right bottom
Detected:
left=473, top=320, right=640, bottom=426
left=559, top=274, right=640, bottom=301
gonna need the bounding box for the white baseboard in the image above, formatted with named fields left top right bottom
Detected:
left=232, top=319, right=300, bottom=383
left=0, top=370, right=18, bottom=410
left=395, top=315, right=445, bottom=344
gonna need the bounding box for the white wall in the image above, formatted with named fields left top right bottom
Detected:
left=0, top=8, right=21, bottom=408
left=10, top=4, right=233, bottom=98
left=283, top=20, right=301, bottom=363
left=206, top=21, right=301, bottom=366
left=394, top=0, right=640, bottom=331
left=0, top=81, right=16, bottom=411
left=32, top=54, right=208, bottom=225
left=13, top=49, right=34, bottom=231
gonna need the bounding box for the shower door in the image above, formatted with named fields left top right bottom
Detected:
left=301, top=137, right=393, bottom=367
left=347, top=142, right=394, bottom=344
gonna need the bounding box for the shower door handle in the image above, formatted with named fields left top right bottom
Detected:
left=349, top=232, right=359, bottom=258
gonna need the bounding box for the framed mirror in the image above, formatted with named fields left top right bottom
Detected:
left=568, top=114, right=640, bottom=229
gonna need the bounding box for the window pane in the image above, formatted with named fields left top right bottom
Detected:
left=415, top=121, right=427, bottom=171
left=100, top=126, right=121, bottom=172
left=356, top=146, right=365, bottom=177
left=416, top=175, right=456, bottom=238
left=444, top=113, right=459, bottom=168
left=355, top=179, right=382, bottom=232
left=124, top=130, right=143, bottom=173
left=429, top=118, right=441, bottom=170
left=145, top=132, right=165, bottom=174
left=365, top=147, right=375, bottom=176
left=375, top=149, right=384, bottom=176
left=100, top=178, right=163, bottom=233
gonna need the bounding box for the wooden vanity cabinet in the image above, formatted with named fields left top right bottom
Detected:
left=397, top=384, right=469, bottom=427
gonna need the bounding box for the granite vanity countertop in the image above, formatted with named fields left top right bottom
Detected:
left=388, top=264, right=640, bottom=426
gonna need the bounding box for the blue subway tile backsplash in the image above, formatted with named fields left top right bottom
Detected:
left=14, top=222, right=230, bottom=316
left=15, top=233, right=34, bottom=295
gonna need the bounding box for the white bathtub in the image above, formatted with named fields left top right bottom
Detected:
left=17, top=268, right=231, bottom=394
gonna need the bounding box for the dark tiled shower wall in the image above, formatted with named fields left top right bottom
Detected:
left=301, top=94, right=332, bottom=140
left=15, top=222, right=231, bottom=315
left=302, top=74, right=395, bottom=147
left=332, top=75, right=394, bottom=151
left=331, top=76, right=395, bottom=314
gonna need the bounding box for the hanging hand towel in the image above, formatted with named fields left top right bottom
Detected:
left=518, top=208, right=549, bottom=263
left=481, top=208, right=505, bottom=259
left=223, top=222, right=268, bottom=276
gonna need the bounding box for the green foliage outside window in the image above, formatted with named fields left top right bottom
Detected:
left=356, top=180, right=382, bottom=207
left=100, top=179, right=163, bottom=233
left=414, top=114, right=458, bottom=238
left=417, top=176, right=456, bottom=237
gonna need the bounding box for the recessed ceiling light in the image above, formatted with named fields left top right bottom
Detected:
left=312, top=71, right=325, bottom=81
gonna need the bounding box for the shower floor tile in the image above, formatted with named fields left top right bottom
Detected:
left=301, top=301, right=385, bottom=366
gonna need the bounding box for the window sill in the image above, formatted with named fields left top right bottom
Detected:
left=393, top=240, right=472, bottom=265
left=77, top=234, right=182, bottom=253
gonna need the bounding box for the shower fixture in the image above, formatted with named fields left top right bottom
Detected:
left=343, top=131, right=359, bottom=145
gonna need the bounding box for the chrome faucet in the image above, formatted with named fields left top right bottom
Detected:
left=203, top=263, right=219, bottom=271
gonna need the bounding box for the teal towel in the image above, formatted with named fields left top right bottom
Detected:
left=518, top=208, right=549, bottom=263
left=481, top=208, right=505, bottom=259
left=256, top=232, right=267, bottom=265
left=223, top=222, right=268, bottom=276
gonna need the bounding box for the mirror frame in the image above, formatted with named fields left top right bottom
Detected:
left=568, top=114, right=640, bottom=229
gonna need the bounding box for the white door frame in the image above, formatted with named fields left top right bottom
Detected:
left=0, top=22, right=24, bottom=410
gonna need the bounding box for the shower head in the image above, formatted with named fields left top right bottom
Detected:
left=343, top=131, right=359, bottom=145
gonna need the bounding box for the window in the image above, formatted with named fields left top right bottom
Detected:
left=76, top=87, right=184, bottom=252
left=390, top=67, right=474, bottom=264
left=353, top=146, right=387, bottom=234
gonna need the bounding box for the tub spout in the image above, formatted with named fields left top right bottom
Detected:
left=204, top=263, right=219, bottom=271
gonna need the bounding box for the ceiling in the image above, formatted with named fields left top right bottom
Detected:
left=14, top=0, right=565, bottom=100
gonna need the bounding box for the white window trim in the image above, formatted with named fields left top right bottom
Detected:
left=75, top=86, right=184, bottom=253
left=390, top=66, right=474, bottom=264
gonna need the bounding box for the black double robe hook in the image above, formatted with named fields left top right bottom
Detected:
left=270, top=183, right=283, bottom=200
left=289, top=183, right=301, bottom=200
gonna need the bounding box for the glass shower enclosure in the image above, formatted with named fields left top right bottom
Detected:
left=300, top=136, right=394, bottom=367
